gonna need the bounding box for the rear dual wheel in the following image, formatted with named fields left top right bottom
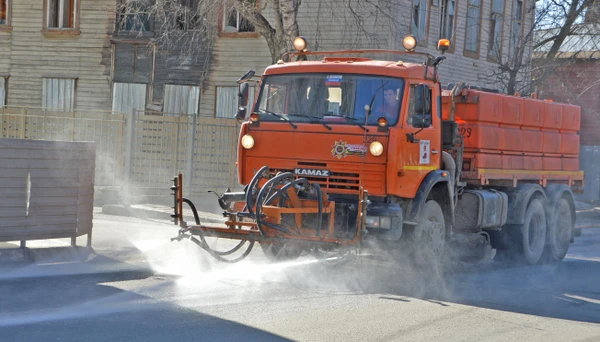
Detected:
left=519, top=198, right=547, bottom=264
left=498, top=198, right=546, bottom=265
left=542, top=198, right=573, bottom=262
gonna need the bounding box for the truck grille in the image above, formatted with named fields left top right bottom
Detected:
left=270, top=168, right=361, bottom=193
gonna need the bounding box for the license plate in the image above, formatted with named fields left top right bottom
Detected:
left=294, top=168, right=331, bottom=177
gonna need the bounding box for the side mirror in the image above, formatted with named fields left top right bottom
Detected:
left=237, top=70, right=255, bottom=84
left=236, top=83, right=249, bottom=120
left=413, top=85, right=425, bottom=114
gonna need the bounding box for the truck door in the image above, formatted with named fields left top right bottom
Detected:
left=393, top=83, right=442, bottom=198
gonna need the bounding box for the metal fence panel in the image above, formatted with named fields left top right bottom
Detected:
left=1, top=106, right=240, bottom=204
left=1, top=107, right=124, bottom=188
left=191, top=117, right=239, bottom=192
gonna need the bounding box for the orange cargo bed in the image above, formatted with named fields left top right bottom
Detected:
left=442, top=90, right=583, bottom=187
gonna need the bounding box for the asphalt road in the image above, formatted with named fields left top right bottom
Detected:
left=0, top=210, right=599, bottom=341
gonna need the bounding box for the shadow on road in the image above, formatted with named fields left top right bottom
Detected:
left=0, top=248, right=291, bottom=342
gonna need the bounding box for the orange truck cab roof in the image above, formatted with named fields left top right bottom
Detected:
left=263, top=58, right=436, bottom=80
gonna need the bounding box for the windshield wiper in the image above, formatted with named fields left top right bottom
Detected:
left=340, top=115, right=368, bottom=132
left=306, top=114, right=332, bottom=130
left=366, top=81, right=389, bottom=120
left=257, top=109, right=297, bottom=129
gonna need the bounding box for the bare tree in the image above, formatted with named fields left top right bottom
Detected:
left=484, top=0, right=596, bottom=96
left=116, top=0, right=412, bottom=64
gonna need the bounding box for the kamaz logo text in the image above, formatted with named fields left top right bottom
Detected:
left=294, top=168, right=331, bottom=177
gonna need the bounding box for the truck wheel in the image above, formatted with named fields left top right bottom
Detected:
left=543, top=198, right=572, bottom=262
left=260, top=242, right=302, bottom=261
left=519, top=198, right=547, bottom=264
left=413, top=200, right=445, bottom=266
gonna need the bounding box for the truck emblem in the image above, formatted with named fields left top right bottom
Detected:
left=294, top=168, right=331, bottom=177
left=331, top=140, right=367, bottom=159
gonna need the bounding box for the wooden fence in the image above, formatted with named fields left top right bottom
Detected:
left=0, top=107, right=239, bottom=204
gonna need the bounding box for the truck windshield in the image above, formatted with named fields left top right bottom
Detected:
left=254, top=73, right=405, bottom=126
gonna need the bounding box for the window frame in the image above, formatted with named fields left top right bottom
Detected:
left=509, top=0, right=526, bottom=60
left=215, top=85, right=255, bottom=119
left=112, top=82, right=147, bottom=114
left=163, top=84, right=200, bottom=115
left=42, top=0, right=81, bottom=36
left=115, top=1, right=154, bottom=35
left=411, top=0, right=431, bottom=46
left=464, top=0, right=483, bottom=59
left=218, top=1, right=260, bottom=38
left=487, top=0, right=506, bottom=62
left=0, top=0, right=12, bottom=32
left=0, top=75, right=7, bottom=107
left=42, top=77, right=77, bottom=110
left=439, top=0, right=457, bottom=53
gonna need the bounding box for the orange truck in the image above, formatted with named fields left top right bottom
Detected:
left=171, top=36, right=583, bottom=266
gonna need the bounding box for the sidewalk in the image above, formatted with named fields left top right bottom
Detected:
left=574, top=201, right=600, bottom=229
left=101, top=204, right=227, bottom=224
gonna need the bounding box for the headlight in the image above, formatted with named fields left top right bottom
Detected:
left=369, top=141, right=384, bottom=156
left=241, top=134, right=255, bottom=149
left=293, top=37, right=307, bottom=51
left=402, top=35, right=418, bottom=51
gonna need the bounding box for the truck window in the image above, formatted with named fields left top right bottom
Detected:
left=254, top=73, right=404, bottom=126
left=407, top=85, right=433, bottom=126
left=258, top=84, right=288, bottom=114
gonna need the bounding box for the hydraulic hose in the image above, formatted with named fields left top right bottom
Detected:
left=313, top=183, right=323, bottom=237
left=189, top=236, right=255, bottom=263
left=264, top=178, right=309, bottom=205
left=255, top=172, right=295, bottom=236
left=245, top=165, right=270, bottom=217
left=181, top=197, right=253, bottom=262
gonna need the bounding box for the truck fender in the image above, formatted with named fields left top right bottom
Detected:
left=504, top=184, right=547, bottom=225
left=405, top=170, right=454, bottom=232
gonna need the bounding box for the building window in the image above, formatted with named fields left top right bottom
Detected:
left=43, top=78, right=76, bottom=110
left=223, top=10, right=254, bottom=32
left=112, top=82, right=147, bottom=114
left=489, top=0, right=505, bottom=59
left=222, top=0, right=256, bottom=33
left=0, top=77, right=6, bottom=107
left=0, top=0, right=11, bottom=26
left=215, top=86, right=254, bottom=119
left=439, top=0, right=456, bottom=43
left=163, top=85, right=200, bottom=115
left=465, top=0, right=482, bottom=57
left=174, top=0, right=201, bottom=31
left=412, top=0, right=429, bottom=42
left=42, top=0, right=81, bottom=35
left=509, top=0, right=524, bottom=59
left=117, top=0, right=152, bottom=32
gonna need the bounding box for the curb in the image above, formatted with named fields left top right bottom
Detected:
left=0, top=246, right=94, bottom=264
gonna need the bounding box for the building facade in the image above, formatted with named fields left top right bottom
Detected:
left=0, top=0, right=115, bottom=111
left=0, top=0, right=535, bottom=117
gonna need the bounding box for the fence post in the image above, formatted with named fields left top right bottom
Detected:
left=185, top=114, right=197, bottom=192
left=122, top=108, right=137, bottom=208
left=19, top=107, right=25, bottom=139
left=0, top=106, right=3, bottom=138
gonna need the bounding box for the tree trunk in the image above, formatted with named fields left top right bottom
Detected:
left=234, top=0, right=301, bottom=63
